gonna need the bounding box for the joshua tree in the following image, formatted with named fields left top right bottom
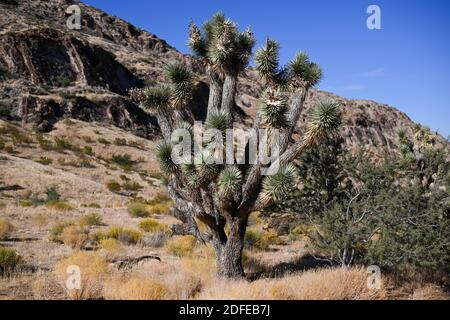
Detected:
left=133, top=13, right=341, bottom=278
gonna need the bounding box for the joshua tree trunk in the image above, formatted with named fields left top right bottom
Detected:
left=215, top=214, right=248, bottom=278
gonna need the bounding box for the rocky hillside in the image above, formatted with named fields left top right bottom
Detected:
left=0, top=0, right=429, bottom=152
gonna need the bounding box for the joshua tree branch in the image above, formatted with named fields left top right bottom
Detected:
left=221, top=74, right=237, bottom=127
left=206, top=68, right=223, bottom=120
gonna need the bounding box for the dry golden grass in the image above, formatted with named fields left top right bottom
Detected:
left=412, top=285, right=449, bottom=300
left=60, top=226, right=88, bottom=249
left=139, top=218, right=169, bottom=233
left=31, top=213, right=50, bottom=228
left=165, top=235, right=197, bottom=257
left=55, top=251, right=108, bottom=300
left=198, top=267, right=387, bottom=300
left=100, top=238, right=122, bottom=252
left=103, top=275, right=167, bottom=300
left=181, top=245, right=217, bottom=282
left=0, top=219, right=13, bottom=239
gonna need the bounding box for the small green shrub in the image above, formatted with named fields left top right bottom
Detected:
left=80, top=213, right=103, bottom=227
left=0, top=247, right=23, bottom=277
left=128, top=202, right=150, bottom=218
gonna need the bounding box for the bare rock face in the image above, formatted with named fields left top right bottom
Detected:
left=0, top=0, right=440, bottom=150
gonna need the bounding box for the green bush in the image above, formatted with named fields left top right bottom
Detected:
left=282, top=133, right=450, bottom=283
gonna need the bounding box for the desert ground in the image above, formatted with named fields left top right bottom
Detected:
left=0, top=118, right=447, bottom=300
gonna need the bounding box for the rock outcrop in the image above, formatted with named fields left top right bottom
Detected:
left=0, top=0, right=440, bottom=151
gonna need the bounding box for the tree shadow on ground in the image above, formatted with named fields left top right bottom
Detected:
left=246, top=254, right=336, bottom=281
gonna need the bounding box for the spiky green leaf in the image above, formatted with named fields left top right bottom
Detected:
left=304, top=101, right=341, bottom=146
left=143, top=85, right=171, bottom=111
left=156, top=143, right=179, bottom=174
left=262, top=164, right=297, bottom=202
left=218, top=166, right=243, bottom=199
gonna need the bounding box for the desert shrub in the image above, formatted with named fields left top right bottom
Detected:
left=282, top=133, right=450, bottom=283
left=97, top=137, right=110, bottom=145
left=37, top=156, right=53, bottom=165
left=90, top=230, right=108, bottom=243
left=54, top=136, right=73, bottom=152
left=127, top=202, right=150, bottom=218
left=55, top=252, right=108, bottom=300
left=45, top=187, right=61, bottom=202
left=50, top=221, right=75, bottom=242
left=0, top=219, right=13, bottom=240
left=100, top=239, right=121, bottom=252
left=106, top=227, right=142, bottom=245
left=103, top=275, right=167, bottom=300
left=0, top=247, right=23, bottom=277
left=45, top=200, right=74, bottom=211
left=245, top=229, right=281, bottom=251
left=106, top=180, right=121, bottom=193
left=0, top=138, right=4, bottom=150
left=80, top=213, right=103, bottom=227
left=139, top=218, right=169, bottom=233
left=82, top=202, right=101, bottom=209
left=113, top=138, right=127, bottom=146
left=60, top=226, right=88, bottom=249
left=165, top=236, right=197, bottom=257
left=111, top=154, right=135, bottom=170
left=122, top=180, right=142, bottom=191
left=147, top=202, right=171, bottom=215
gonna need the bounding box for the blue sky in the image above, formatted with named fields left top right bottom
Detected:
left=83, top=0, right=450, bottom=136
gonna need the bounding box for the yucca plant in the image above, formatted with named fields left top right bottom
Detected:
left=134, top=13, right=341, bottom=278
